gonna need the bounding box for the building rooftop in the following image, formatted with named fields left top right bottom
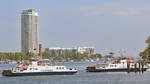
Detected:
left=22, top=8, right=38, bottom=16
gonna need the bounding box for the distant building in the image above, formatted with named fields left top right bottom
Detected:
left=21, top=9, right=38, bottom=54
left=45, top=47, right=77, bottom=57
left=77, top=47, right=94, bottom=56
left=44, top=47, right=94, bottom=57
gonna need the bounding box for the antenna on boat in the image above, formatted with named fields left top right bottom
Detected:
left=119, top=48, right=125, bottom=59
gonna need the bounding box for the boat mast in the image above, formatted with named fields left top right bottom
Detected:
left=120, top=48, right=124, bottom=60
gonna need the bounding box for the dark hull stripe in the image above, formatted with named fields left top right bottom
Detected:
left=95, top=69, right=128, bottom=72
left=11, top=72, right=77, bottom=76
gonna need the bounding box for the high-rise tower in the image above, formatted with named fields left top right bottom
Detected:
left=21, top=9, right=38, bottom=54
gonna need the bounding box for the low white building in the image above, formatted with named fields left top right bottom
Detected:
left=44, top=47, right=94, bottom=57
left=77, top=47, right=94, bottom=54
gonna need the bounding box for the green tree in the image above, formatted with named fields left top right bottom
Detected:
left=140, top=36, right=150, bottom=60
left=0, top=52, right=3, bottom=60
left=42, top=52, right=51, bottom=59
left=90, top=53, right=102, bottom=59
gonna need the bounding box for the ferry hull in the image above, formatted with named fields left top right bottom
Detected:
left=13, top=72, right=77, bottom=76
left=95, top=68, right=128, bottom=72
left=3, top=70, right=77, bottom=76
left=87, top=68, right=147, bottom=72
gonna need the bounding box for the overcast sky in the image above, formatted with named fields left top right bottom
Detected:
left=0, top=0, right=150, bottom=57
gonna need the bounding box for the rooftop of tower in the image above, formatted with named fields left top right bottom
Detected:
left=22, top=8, right=38, bottom=16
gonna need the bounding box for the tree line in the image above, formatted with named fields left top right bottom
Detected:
left=0, top=52, right=102, bottom=61
left=0, top=52, right=33, bottom=61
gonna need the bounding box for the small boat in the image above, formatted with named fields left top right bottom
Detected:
left=86, top=58, right=147, bottom=72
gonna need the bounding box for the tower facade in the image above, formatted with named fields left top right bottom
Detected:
left=21, top=9, right=38, bottom=54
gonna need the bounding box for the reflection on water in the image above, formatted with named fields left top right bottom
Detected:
left=0, top=61, right=150, bottom=84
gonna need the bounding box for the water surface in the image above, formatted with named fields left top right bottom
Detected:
left=0, top=62, right=149, bottom=84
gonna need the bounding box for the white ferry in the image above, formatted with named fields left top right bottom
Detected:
left=2, top=59, right=77, bottom=76
left=2, top=44, right=77, bottom=76
left=87, top=58, right=147, bottom=72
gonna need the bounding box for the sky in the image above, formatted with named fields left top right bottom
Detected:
left=0, top=0, right=150, bottom=57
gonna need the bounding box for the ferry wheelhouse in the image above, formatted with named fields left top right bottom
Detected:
left=95, top=59, right=134, bottom=72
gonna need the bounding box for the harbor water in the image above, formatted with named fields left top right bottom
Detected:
left=0, top=61, right=150, bottom=84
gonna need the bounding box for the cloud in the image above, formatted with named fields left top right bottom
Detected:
left=76, top=3, right=150, bottom=17
left=113, top=10, right=138, bottom=16
left=46, top=3, right=150, bottom=17
left=84, top=11, right=102, bottom=16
